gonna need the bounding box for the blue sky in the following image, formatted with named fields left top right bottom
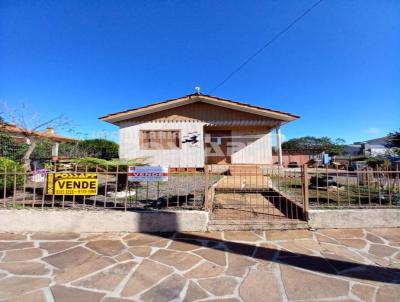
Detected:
left=0, top=0, right=399, bottom=144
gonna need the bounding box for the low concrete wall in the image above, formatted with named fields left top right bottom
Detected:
left=308, top=209, right=400, bottom=229
left=0, top=209, right=208, bottom=233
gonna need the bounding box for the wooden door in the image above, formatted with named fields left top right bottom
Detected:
left=205, top=130, right=231, bottom=164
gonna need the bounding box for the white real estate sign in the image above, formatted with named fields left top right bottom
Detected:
left=30, top=169, right=47, bottom=182
left=128, top=166, right=169, bottom=182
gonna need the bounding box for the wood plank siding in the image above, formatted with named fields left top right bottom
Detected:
left=120, top=121, right=205, bottom=167
left=117, top=102, right=282, bottom=125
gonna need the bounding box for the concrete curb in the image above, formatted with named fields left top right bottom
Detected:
left=0, top=209, right=209, bottom=233
left=308, top=208, right=400, bottom=229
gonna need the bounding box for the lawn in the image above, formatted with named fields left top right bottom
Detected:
left=269, top=174, right=400, bottom=209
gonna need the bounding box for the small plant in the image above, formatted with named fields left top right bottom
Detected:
left=0, top=157, right=25, bottom=191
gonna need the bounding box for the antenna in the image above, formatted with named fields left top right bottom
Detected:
left=194, top=86, right=201, bottom=94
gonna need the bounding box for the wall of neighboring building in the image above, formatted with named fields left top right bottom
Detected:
left=344, top=144, right=388, bottom=157
left=230, top=130, right=272, bottom=164
left=369, top=145, right=387, bottom=156
left=272, top=154, right=310, bottom=167
left=119, top=121, right=206, bottom=168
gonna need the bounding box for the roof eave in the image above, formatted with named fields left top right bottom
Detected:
left=99, top=93, right=300, bottom=124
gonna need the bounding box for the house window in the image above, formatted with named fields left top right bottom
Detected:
left=140, top=130, right=181, bottom=150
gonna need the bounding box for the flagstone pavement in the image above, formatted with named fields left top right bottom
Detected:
left=0, top=228, right=399, bottom=302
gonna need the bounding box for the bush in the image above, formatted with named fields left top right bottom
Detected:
left=77, top=139, right=119, bottom=160
left=31, top=140, right=53, bottom=159
left=0, top=157, right=25, bottom=191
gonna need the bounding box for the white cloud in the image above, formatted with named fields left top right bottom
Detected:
left=365, top=127, right=381, bottom=135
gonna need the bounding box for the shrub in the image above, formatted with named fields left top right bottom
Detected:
left=0, top=157, right=25, bottom=191
left=31, top=140, right=53, bottom=159
left=77, top=139, right=119, bottom=160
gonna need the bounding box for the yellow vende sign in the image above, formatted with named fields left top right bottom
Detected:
left=47, top=173, right=98, bottom=195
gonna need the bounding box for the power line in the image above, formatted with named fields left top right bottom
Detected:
left=209, top=0, right=324, bottom=94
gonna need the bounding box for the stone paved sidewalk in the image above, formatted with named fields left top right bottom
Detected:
left=0, top=228, right=399, bottom=302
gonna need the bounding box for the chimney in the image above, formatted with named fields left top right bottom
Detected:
left=45, top=127, right=55, bottom=135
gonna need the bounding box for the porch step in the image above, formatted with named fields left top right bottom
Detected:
left=207, top=219, right=308, bottom=231
left=214, top=175, right=272, bottom=191
left=229, top=165, right=263, bottom=176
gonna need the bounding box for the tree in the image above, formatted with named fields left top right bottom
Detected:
left=282, top=136, right=346, bottom=156
left=386, top=129, right=400, bottom=155
left=1, top=103, right=71, bottom=169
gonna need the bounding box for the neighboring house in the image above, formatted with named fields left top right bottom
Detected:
left=344, top=136, right=389, bottom=157
left=100, top=93, right=299, bottom=168
left=1, top=123, right=77, bottom=159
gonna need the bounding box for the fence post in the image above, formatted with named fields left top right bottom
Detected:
left=204, top=165, right=209, bottom=210
left=302, top=164, right=309, bottom=220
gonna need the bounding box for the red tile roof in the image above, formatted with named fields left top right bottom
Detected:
left=1, top=124, right=78, bottom=142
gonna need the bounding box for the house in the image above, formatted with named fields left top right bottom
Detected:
left=2, top=124, right=77, bottom=144
left=1, top=123, right=78, bottom=160
left=100, top=93, right=299, bottom=169
left=344, top=136, right=389, bottom=157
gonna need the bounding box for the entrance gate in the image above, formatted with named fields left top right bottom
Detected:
left=205, top=165, right=308, bottom=230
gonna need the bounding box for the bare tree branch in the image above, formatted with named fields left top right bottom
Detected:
left=0, top=101, right=74, bottom=169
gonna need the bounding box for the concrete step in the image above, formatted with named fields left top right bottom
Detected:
left=208, top=219, right=309, bottom=231
left=229, top=165, right=263, bottom=176
left=212, top=190, right=306, bottom=221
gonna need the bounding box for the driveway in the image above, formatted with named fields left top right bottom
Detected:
left=0, top=228, right=399, bottom=301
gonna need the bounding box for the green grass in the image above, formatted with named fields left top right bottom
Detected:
left=270, top=175, right=400, bottom=208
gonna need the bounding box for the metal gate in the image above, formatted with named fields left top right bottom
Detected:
left=205, top=165, right=308, bottom=225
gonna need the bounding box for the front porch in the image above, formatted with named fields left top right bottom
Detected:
left=203, top=123, right=284, bottom=166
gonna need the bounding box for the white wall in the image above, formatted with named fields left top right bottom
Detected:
left=0, top=210, right=208, bottom=232
left=230, top=130, right=272, bottom=164
left=308, top=209, right=400, bottom=229
left=119, top=121, right=205, bottom=168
